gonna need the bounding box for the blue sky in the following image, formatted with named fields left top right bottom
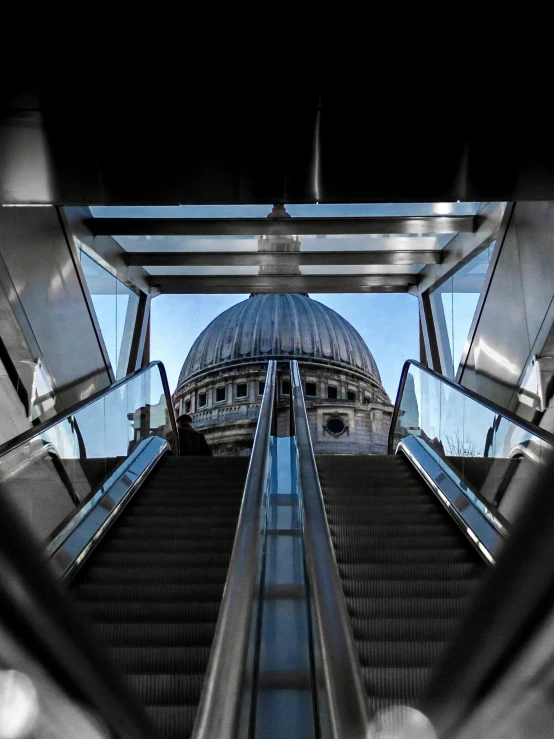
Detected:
left=150, top=293, right=420, bottom=400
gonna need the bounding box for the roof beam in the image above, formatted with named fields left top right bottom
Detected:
left=128, top=250, right=441, bottom=267
left=89, top=216, right=474, bottom=237
left=150, top=274, right=416, bottom=294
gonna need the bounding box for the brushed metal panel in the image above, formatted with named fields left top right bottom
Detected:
left=461, top=215, right=531, bottom=409
left=4, top=86, right=554, bottom=204
left=0, top=207, right=110, bottom=409
left=127, top=250, right=441, bottom=267
left=512, top=202, right=554, bottom=343
left=0, top=110, right=55, bottom=203
left=150, top=274, right=413, bottom=294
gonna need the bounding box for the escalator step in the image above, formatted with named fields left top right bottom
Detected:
left=343, top=578, right=478, bottom=600
left=108, top=516, right=239, bottom=528
left=100, top=538, right=235, bottom=554
left=89, top=551, right=233, bottom=568
left=128, top=673, right=204, bottom=705
left=145, top=706, right=197, bottom=739
left=347, top=597, right=470, bottom=620
left=77, top=565, right=231, bottom=585
left=72, top=583, right=225, bottom=604
left=104, top=525, right=237, bottom=540
left=361, top=666, right=432, bottom=700
left=108, top=647, right=212, bottom=674
left=335, top=547, right=475, bottom=565
left=91, top=621, right=217, bottom=648
left=81, top=601, right=221, bottom=623
left=357, top=641, right=444, bottom=668
left=328, top=522, right=466, bottom=537
left=333, top=533, right=470, bottom=551
left=350, top=617, right=460, bottom=642
left=339, top=562, right=479, bottom=581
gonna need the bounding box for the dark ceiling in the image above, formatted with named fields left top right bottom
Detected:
left=1, top=82, right=553, bottom=205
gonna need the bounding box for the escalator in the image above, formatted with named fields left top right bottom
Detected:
left=290, top=359, right=554, bottom=737
left=70, top=455, right=248, bottom=738
left=1, top=357, right=553, bottom=739
left=0, top=359, right=272, bottom=739
left=316, top=453, right=485, bottom=712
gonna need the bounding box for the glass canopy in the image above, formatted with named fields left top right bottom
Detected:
left=91, top=202, right=481, bottom=219
left=113, top=233, right=454, bottom=254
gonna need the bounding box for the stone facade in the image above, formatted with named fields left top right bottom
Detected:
left=173, top=360, right=393, bottom=456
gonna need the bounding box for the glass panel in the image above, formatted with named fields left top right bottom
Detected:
left=91, top=202, right=481, bottom=218
left=114, top=233, right=453, bottom=255
left=431, top=242, right=496, bottom=377
left=393, top=364, right=553, bottom=527
left=79, top=250, right=139, bottom=379
left=0, top=364, right=173, bottom=542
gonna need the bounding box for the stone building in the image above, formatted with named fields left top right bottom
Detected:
left=172, top=293, right=393, bottom=456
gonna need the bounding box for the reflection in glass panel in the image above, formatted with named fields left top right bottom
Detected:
left=0, top=363, right=173, bottom=542
left=393, top=364, right=553, bottom=528
left=79, top=250, right=140, bottom=379
left=431, top=242, right=496, bottom=378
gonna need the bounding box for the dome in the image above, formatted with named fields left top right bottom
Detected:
left=178, top=294, right=381, bottom=386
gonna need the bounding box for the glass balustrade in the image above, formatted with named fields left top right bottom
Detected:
left=0, top=362, right=174, bottom=543
left=391, top=362, right=554, bottom=526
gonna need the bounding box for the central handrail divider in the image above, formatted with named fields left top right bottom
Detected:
left=290, top=360, right=370, bottom=739
left=192, top=360, right=277, bottom=739
left=389, top=359, right=554, bottom=453
left=0, top=359, right=180, bottom=460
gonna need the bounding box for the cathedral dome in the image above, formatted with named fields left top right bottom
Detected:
left=178, top=294, right=381, bottom=386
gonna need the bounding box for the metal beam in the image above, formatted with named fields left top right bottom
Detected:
left=88, top=216, right=475, bottom=237
left=417, top=203, right=506, bottom=294
left=150, top=274, right=415, bottom=294
left=127, top=250, right=441, bottom=267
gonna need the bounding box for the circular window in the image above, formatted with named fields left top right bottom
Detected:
left=326, top=417, right=346, bottom=436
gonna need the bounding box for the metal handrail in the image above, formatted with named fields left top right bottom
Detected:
left=388, top=359, right=554, bottom=454
left=192, top=360, right=277, bottom=739
left=291, top=360, right=370, bottom=739
left=0, top=360, right=179, bottom=459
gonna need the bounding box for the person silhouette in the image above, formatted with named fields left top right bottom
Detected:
left=175, top=414, right=212, bottom=456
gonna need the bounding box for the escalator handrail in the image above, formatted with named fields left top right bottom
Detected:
left=291, top=360, right=371, bottom=739
left=388, top=359, right=554, bottom=453
left=192, top=360, right=277, bottom=739
left=0, top=360, right=180, bottom=459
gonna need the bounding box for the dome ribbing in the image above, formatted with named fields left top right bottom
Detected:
left=178, top=294, right=381, bottom=386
